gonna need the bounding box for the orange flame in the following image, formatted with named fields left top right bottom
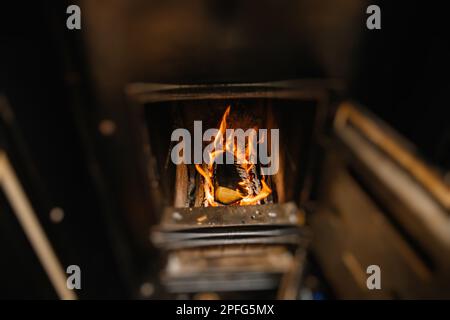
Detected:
left=195, top=106, right=272, bottom=206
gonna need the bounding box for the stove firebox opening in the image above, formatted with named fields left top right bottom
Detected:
left=174, top=103, right=279, bottom=209
left=132, top=82, right=325, bottom=299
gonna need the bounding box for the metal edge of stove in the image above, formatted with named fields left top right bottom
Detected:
left=125, top=79, right=342, bottom=105
left=151, top=202, right=311, bottom=249
left=158, top=202, right=304, bottom=230
left=154, top=234, right=309, bottom=250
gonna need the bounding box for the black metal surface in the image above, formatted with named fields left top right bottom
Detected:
left=0, top=2, right=131, bottom=299
left=1, top=0, right=448, bottom=300
left=152, top=202, right=309, bottom=249
left=160, top=202, right=301, bottom=229
left=154, top=202, right=310, bottom=295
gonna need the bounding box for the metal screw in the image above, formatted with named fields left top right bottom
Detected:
left=98, top=119, right=116, bottom=136
left=49, top=207, right=65, bottom=224
left=140, top=282, right=154, bottom=298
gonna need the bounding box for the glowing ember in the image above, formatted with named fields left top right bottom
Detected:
left=195, top=106, right=272, bottom=206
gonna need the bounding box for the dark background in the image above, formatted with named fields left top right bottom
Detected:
left=0, top=0, right=448, bottom=299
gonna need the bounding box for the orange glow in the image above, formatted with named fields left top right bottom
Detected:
left=195, top=106, right=272, bottom=206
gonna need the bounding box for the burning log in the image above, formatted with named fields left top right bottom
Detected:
left=214, top=186, right=243, bottom=204
left=195, top=105, right=272, bottom=207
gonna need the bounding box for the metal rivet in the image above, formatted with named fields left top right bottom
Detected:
left=99, top=119, right=116, bottom=136
left=172, top=212, right=183, bottom=221
left=49, top=207, right=64, bottom=224
left=140, top=282, right=154, bottom=298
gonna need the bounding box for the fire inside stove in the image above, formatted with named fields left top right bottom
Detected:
left=141, top=83, right=315, bottom=298
left=194, top=106, right=272, bottom=207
